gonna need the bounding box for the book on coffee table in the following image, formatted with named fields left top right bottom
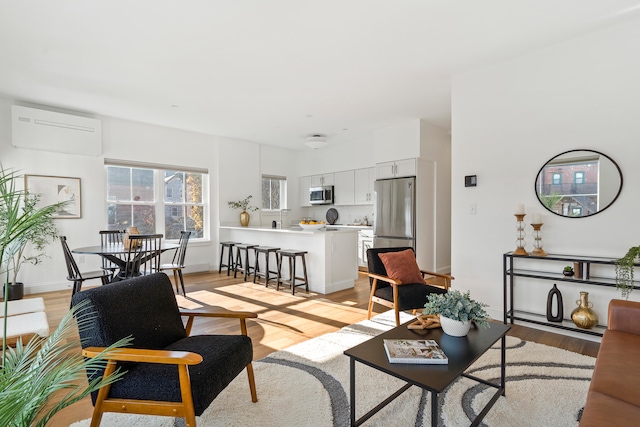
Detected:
left=383, top=339, right=448, bottom=364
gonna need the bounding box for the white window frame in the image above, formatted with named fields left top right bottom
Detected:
left=261, top=174, right=287, bottom=211
left=105, top=159, right=209, bottom=242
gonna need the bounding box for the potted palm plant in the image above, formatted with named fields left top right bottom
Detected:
left=423, top=290, right=490, bottom=337
left=0, top=167, right=131, bottom=425
left=228, top=195, right=259, bottom=227
left=1, top=193, right=59, bottom=300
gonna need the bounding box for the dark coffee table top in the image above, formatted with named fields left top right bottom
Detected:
left=344, top=321, right=510, bottom=392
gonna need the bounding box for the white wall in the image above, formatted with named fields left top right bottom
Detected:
left=451, top=17, right=640, bottom=327
left=0, top=97, right=264, bottom=294
left=296, top=133, right=375, bottom=176
left=420, top=120, right=451, bottom=273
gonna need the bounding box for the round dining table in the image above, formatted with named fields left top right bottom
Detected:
left=73, top=242, right=179, bottom=280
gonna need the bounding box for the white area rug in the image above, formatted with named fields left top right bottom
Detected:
left=71, top=312, right=595, bottom=427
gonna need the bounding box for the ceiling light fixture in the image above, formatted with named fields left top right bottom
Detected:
left=305, top=134, right=328, bottom=149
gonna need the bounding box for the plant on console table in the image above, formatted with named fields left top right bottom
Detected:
left=228, top=195, right=259, bottom=227
left=615, top=246, right=640, bottom=300
left=423, top=290, right=489, bottom=337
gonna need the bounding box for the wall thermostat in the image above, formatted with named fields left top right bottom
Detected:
left=465, top=175, right=477, bottom=187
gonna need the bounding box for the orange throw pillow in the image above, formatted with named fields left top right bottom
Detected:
left=378, top=249, right=425, bottom=285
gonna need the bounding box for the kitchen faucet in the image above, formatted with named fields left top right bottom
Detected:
left=279, top=209, right=291, bottom=229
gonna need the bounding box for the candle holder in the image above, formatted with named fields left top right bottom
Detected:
left=514, top=214, right=529, bottom=256
left=530, top=223, right=547, bottom=257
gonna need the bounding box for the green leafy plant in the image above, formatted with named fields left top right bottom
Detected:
left=0, top=167, right=68, bottom=363
left=423, top=290, right=490, bottom=327
left=227, top=195, right=259, bottom=212
left=0, top=301, right=131, bottom=427
left=1, top=193, right=60, bottom=287
left=615, top=246, right=640, bottom=299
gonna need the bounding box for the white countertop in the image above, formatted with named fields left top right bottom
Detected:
left=219, top=225, right=358, bottom=234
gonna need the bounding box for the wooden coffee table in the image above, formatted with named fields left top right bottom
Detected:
left=343, top=321, right=510, bottom=426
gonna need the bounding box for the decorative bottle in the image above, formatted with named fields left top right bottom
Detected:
left=546, top=284, right=563, bottom=322
left=570, top=291, right=598, bottom=329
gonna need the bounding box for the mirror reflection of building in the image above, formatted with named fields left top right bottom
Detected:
left=534, top=149, right=622, bottom=218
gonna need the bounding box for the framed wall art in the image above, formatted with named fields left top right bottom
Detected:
left=24, top=175, right=82, bottom=219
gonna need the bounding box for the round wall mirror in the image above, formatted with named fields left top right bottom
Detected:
left=534, top=149, right=623, bottom=218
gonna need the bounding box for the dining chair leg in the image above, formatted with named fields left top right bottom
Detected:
left=177, top=269, right=186, bottom=296
left=172, top=269, right=180, bottom=294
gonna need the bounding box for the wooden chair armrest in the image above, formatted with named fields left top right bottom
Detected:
left=419, top=270, right=454, bottom=281
left=180, top=308, right=258, bottom=320
left=82, top=346, right=202, bottom=365
left=180, top=308, right=258, bottom=336
left=367, top=272, right=402, bottom=285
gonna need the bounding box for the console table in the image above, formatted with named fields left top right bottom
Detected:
left=503, top=252, right=639, bottom=337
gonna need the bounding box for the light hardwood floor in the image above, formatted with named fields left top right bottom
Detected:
left=32, top=270, right=599, bottom=426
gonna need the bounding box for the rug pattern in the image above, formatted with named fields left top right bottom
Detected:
left=71, top=312, right=595, bottom=427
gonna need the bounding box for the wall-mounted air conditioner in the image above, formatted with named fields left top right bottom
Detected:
left=11, top=105, right=102, bottom=156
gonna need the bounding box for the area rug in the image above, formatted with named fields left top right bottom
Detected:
left=70, top=312, right=595, bottom=427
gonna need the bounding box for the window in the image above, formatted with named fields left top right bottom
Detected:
left=261, top=175, right=287, bottom=210
left=552, top=173, right=562, bottom=185
left=106, top=160, right=207, bottom=240
left=574, top=171, right=585, bottom=184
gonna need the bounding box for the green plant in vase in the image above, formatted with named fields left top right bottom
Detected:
left=1, top=193, right=60, bottom=300
left=228, top=195, right=259, bottom=226
left=423, top=290, right=490, bottom=327
left=615, top=246, right=640, bottom=299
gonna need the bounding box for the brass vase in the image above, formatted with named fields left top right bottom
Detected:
left=240, top=211, right=250, bottom=227
left=570, top=291, right=598, bottom=329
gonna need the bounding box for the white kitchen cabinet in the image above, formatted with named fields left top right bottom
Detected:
left=354, top=167, right=375, bottom=205
left=375, top=158, right=416, bottom=179
left=299, top=176, right=312, bottom=207
left=334, top=170, right=355, bottom=205
left=311, top=173, right=334, bottom=187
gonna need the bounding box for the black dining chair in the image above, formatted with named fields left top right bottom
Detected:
left=158, top=231, right=191, bottom=296
left=121, top=234, right=163, bottom=279
left=99, top=229, right=125, bottom=281
left=60, top=236, right=111, bottom=305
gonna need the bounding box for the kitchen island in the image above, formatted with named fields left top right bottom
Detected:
left=219, top=225, right=358, bottom=294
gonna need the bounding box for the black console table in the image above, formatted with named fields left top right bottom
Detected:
left=503, top=251, right=639, bottom=337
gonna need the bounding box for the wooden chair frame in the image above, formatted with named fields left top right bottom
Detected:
left=367, top=269, right=454, bottom=326
left=83, top=309, right=258, bottom=427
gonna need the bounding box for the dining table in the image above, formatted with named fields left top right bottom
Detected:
left=73, top=242, right=179, bottom=280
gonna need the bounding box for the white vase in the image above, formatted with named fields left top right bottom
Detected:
left=440, top=315, right=471, bottom=337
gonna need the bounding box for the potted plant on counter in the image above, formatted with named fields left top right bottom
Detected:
left=423, top=290, right=490, bottom=337
left=228, top=195, right=259, bottom=227
left=615, top=246, right=640, bottom=299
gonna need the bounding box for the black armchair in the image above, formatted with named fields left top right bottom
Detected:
left=366, top=247, right=453, bottom=326
left=72, top=273, right=257, bottom=427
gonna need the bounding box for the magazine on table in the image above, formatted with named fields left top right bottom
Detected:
left=383, top=339, right=448, bottom=364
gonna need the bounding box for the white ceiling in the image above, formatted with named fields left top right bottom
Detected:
left=2, top=1, right=640, bottom=150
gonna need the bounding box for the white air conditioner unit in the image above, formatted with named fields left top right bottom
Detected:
left=11, top=105, right=102, bottom=156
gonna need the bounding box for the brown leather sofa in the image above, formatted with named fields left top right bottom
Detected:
left=579, top=299, right=640, bottom=426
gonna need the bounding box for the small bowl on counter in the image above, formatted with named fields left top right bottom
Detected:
left=299, top=222, right=326, bottom=230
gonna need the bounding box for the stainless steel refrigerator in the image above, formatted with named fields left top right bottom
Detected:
left=373, top=176, right=416, bottom=249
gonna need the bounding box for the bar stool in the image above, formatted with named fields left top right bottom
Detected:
left=253, top=246, right=281, bottom=287
left=234, top=243, right=258, bottom=281
left=276, top=249, right=309, bottom=295
left=218, top=241, right=237, bottom=276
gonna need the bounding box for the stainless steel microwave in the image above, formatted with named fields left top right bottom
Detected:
left=309, top=186, right=334, bottom=205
